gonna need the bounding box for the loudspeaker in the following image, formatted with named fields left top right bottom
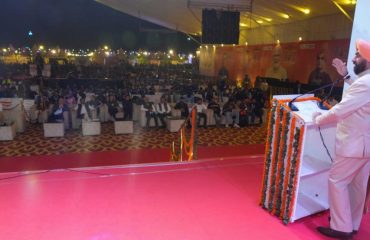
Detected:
left=202, top=9, right=240, bottom=44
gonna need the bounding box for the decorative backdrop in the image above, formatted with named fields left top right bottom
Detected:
left=199, top=39, right=349, bottom=85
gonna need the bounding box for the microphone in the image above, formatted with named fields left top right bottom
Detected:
left=288, top=75, right=350, bottom=111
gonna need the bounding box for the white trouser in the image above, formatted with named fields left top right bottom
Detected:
left=329, top=155, right=370, bottom=232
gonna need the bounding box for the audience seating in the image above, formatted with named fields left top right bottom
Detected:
left=99, top=104, right=110, bottom=122
left=139, top=110, right=163, bottom=128
left=171, top=109, right=182, bottom=118
left=43, top=122, right=65, bottom=137
left=166, top=117, right=185, bottom=132
left=3, top=104, right=27, bottom=133
left=82, top=120, right=101, bottom=136
left=132, top=103, right=141, bottom=121
left=114, top=120, right=133, bottom=134
left=0, top=122, right=16, bottom=141
left=70, top=109, right=82, bottom=129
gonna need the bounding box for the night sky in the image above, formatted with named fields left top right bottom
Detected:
left=0, top=0, right=198, bottom=51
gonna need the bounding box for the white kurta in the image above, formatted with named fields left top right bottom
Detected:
left=315, top=69, right=370, bottom=232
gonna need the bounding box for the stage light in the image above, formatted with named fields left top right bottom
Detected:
left=280, top=13, right=290, bottom=19
left=221, top=44, right=224, bottom=47
left=299, top=37, right=303, bottom=41
left=303, top=9, right=310, bottom=14
left=169, top=49, right=174, bottom=55
left=240, top=23, right=248, bottom=27
left=3, top=48, right=7, bottom=53
left=257, top=20, right=263, bottom=24
left=104, top=45, right=109, bottom=50
left=289, top=5, right=311, bottom=15
left=245, top=42, right=248, bottom=46
left=51, top=49, right=56, bottom=54
left=277, top=40, right=280, bottom=44
left=39, top=45, right=44, bottom=50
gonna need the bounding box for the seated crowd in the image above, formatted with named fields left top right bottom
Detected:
left=0, top=63, right=268, bottom=132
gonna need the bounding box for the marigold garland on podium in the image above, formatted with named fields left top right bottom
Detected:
left=260, top=95, right=336, bottom=224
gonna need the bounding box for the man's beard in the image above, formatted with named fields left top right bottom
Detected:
left=354, top=60, right=367, bottom=74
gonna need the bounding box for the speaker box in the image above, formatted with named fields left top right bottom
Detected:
left=202, top=9, right=240, bottom=44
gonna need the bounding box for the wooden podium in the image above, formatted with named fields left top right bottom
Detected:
left=260, top=95, right=336, bottom=224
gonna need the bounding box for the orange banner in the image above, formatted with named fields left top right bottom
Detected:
left=199, top=39, right=350, bottom=85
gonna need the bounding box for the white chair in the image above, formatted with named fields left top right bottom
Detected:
left=0, top=122, right=16, bottom=141
left=43, top=122, right=65, bottom=137
left=166, top=117, right=185, bottom=132
left=114, top=120, right=133, bottom=134
left=171, top=109, right=182, bottom=118
left=140, top=111, right=163, bottom=127
left=82, top=120, right=101, bottom=136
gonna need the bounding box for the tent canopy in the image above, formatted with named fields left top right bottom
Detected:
left=96, top=0, right=355, bottom=37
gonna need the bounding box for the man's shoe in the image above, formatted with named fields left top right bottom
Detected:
left=317, top=226, right=352, bottom=239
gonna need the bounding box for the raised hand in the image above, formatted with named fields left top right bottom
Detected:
left=332, top=58, right=348, bottom=77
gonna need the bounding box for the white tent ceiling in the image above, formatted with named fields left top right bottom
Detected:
left=96, top=0, right=355, bottom=37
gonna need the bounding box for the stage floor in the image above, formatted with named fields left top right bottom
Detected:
left=1, top=156, right=369, bottom=240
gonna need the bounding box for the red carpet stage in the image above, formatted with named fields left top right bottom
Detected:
left=1, top=156, right=369, bottom=240
left=0, top=144, right=265, bottom=172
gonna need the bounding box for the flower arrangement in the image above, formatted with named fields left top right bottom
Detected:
left=260, top=99, right=306, bottom=224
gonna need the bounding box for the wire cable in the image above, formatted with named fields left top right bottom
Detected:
left=63, top=168, right=111, bottom=176
left=0, top=170, right=51, bottom=181
left=318, top=126, right=333, bottom=162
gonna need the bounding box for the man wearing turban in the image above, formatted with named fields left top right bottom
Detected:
left=313, top=39, right=370, bottom=239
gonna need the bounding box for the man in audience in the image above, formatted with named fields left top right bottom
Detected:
left=223, top=99, right=240, bottom=128
left=87, top=94, right=101, bottom=119
left=207, top=97, right=221, bottom=126
left=107, top=94, right=121, bottom=121
left=35, top=94, right=50, bottom=123
left=75, top=94, right=92, bottom=120
left=141, top=97, right=158, bottom=128
left=49, top=96, right=69, bottom=128
left=174, top=97, right=189, bottom=118
left=194, top=97, right=207, bottom=128
left=122, top=94, right=133, bottom=121
left=156, top=96, right=171, bottom=128
left=251, top=84, right=266, bottom=126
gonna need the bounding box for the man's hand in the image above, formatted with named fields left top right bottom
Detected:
left=312, top=112, right=322, bottom=124
left=332, top=58, right=348, bottom=77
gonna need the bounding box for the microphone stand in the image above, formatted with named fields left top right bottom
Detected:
left=288, top=75, right=349, bottom=111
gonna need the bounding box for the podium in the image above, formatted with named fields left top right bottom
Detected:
left=260, top=95, right=336, bottom=224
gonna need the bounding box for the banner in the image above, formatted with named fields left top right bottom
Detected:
left=200, top=39, right=350, bottom=85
